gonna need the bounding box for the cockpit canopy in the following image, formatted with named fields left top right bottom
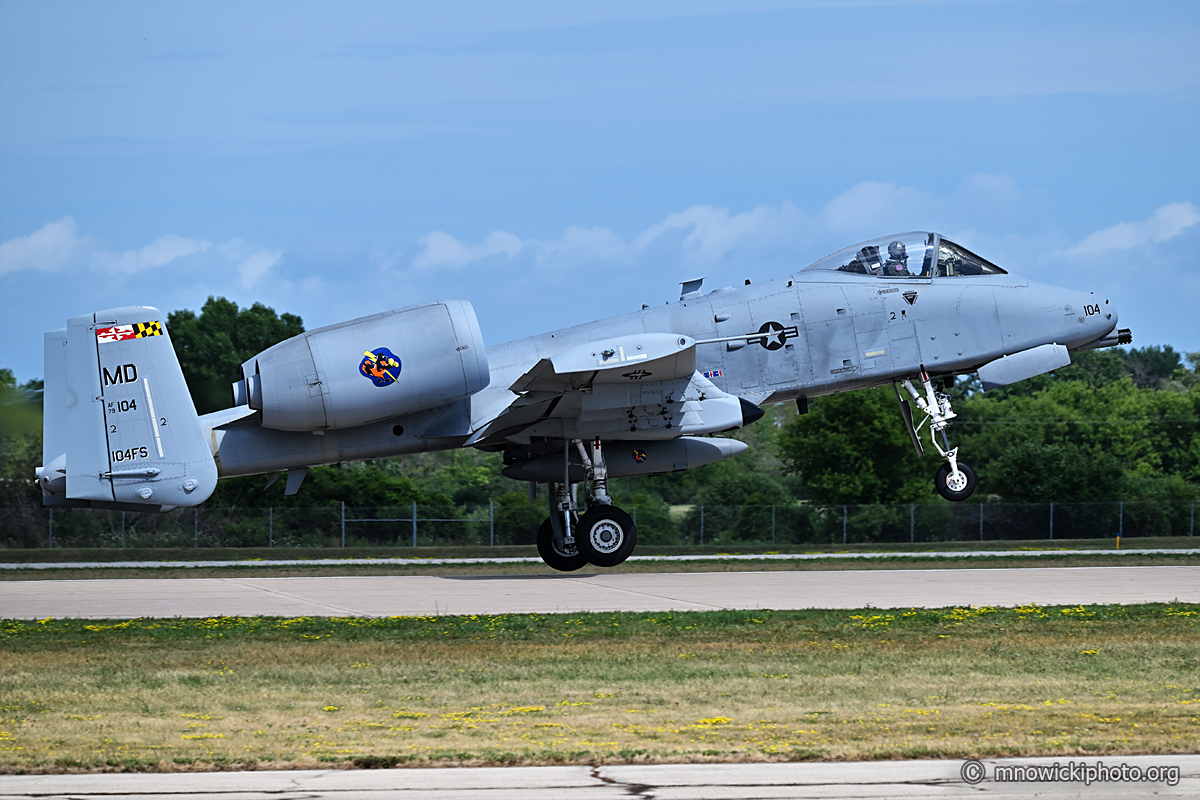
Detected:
left=801, top=232, right=1007, bottom=278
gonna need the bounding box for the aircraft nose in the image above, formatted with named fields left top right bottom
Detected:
left=1099, top=295, right=1117, bottom=329
left=1079, top=292, right=1118, bottom=338
left=1076, top=292, right=1131, bottom=349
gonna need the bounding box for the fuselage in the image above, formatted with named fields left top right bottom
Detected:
left=203, top=234, right=1118, bottom=479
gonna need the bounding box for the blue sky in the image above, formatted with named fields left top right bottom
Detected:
left=2, top=0, right=1198, bottom=384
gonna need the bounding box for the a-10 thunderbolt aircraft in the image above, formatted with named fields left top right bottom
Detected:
left=37, top=231, right=1129, bottom=571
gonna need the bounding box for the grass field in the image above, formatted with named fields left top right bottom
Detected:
left=2, top=603, right=1197, bottom=773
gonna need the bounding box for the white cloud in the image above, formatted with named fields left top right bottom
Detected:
left=0, top=217, right=95, bottom=274
left=219, top=239, right=283, bottom=288
left=539, top=226, right=626, bottom=262
left=408, top=203, right=813, bottom=275
left=1060, top=202, right=1200, bottom=259
left=95, top=233, right=211, bottom=274
left=386, top=187, right=1200, bottom=303
left=0, top=219, right=283, bottom=290
left=412, top=230, right=524, bottom=270
left=818, top=181, right=938, bottom=235
left=633, top=203, right=807, bottom=264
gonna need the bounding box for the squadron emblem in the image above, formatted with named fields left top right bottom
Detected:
left=359, top=347, right=402, bottom=387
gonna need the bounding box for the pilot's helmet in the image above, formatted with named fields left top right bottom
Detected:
left=888, top=241, right=907, bottom=261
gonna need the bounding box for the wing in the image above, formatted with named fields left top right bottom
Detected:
left=467, top=332, right=751, bottom=448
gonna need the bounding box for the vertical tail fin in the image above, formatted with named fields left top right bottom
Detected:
left=37, top=307, right=217, bottom=511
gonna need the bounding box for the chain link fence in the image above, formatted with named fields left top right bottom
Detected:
left=1, top=500, right=1195, bottom=549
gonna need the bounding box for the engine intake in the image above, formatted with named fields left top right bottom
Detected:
left=235, top=300, right=489, bottom=432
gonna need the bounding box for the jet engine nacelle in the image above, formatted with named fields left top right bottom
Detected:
left=235, top=300, right=489, bottom=432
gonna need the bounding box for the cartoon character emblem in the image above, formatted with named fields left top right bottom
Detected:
left=632, top=449, right=648, bottom=464
left=359, top=347, right=402, bottom=387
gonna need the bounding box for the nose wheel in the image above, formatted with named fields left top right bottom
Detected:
left=935, top=460, right=976, bottom=502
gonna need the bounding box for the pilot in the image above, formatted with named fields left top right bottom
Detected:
left=883, top=241, right=910, bottom=276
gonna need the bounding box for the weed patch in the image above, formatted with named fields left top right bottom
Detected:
left=0, top=603, right=1196, bottom=772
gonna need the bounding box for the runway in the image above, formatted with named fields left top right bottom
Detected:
left=3, top=565, right=1196, bottom=619
left=2, top=757, right=1196, bottom=798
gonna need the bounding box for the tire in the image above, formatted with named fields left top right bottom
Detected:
left=576, top=507, right=637, bottom=567
left=536, top=517, right=588, bottom=572
left=935, top=461, right=977, bottom=502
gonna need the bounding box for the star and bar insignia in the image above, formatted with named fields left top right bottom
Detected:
left=96, top=321, right=162, bottom=343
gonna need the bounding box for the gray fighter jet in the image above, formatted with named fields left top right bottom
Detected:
left=36, top=231, right=1130, bottom=570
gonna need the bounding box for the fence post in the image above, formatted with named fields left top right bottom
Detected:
left=269, top=507, right=273, bottom=548
left=48, top=508, right=53, bottom=548
left=341, top=501, right=345, bottom=548
left=1192, top=500, right=1195, bottom=536
left=122, top=511, right=126, bottom=548
left=979, top=503, right=984, bottom=541
left=700, top=506, right=704, bottom=545
left=772, top=505, right=776, bottom=546
left=910, top=504, right=914, bottom=543
left=843, top=505, right=847, bottom=545
left=1119, top=501, right=1123, bottom=538
left=412, top=501, right=417, bottom=547
left=489, top=500, right=494, bottom=547
left=194, top=508, right=198, bottom=548
left=1049, top=502, right=1053, bottom=540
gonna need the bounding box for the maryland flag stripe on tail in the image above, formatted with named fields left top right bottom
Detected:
left=96, top=321, right=162, bottom=343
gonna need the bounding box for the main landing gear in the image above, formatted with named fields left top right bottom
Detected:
left=535, top=439, right=638, bottom=572
left=894, top=368, right=977, bottom=502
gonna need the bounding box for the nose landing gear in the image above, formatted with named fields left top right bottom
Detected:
left=895, top=368, right=977, bottom=502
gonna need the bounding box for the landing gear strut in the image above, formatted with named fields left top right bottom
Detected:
left=535, top=438, right=638, bottom=570
left=536, top=483, right=586, bottom=572
left=895, top=368, right=976, bottom=502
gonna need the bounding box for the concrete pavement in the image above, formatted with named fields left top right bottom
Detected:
left=4, top=548, right=1195, bottom=570
left=2, top=756, right=1196, bottom=798
left=2, top=566, right=1197, bottom=619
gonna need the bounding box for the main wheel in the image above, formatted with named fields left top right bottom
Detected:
left=536, top=517, right=588, bottom=572
left=576, top=507, right=637, bottom=567
left=935, top=461, right=977, bottom=502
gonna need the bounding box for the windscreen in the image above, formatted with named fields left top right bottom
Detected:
left=936, top=240, right=1008, bottom=276
left=801, top=232, right=937, bottom=278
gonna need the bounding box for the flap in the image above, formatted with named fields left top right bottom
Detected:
left=510, top=333, right=696, bottom=394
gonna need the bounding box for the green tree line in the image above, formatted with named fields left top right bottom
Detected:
left=2, top=297, right=1197, bottom=547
